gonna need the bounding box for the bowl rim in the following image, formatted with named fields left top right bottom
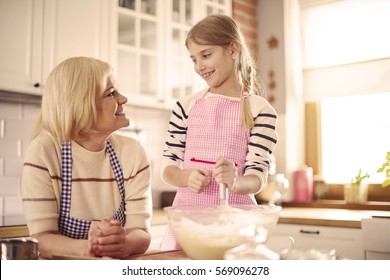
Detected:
left=163, top=204, right=282, bottom=214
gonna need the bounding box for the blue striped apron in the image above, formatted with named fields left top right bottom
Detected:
left=58, top=140, right=125, bottom=239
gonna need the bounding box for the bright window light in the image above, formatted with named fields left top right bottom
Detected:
left=321, top=92, right=390, bottom=183
left=301, top=0, right=390, bottom=68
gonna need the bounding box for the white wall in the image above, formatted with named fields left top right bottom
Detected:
left=257, top=0, right=305, bottom=201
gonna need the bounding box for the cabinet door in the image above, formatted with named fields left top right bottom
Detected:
left=114, top=0, right=232, bottom=109
left=116, top=0, right=161, bottom=107
left=0, top=0, right=43, bottom=95
left=0, top=0, right=110, bottom=95
left=203, top=0, right=232, bottom=16
left=165, top=0, right=196, bottom=106
left=274, top=224, right=364, bottom=260
left=41, top=0, right=111, bottom=86
left=164, top=0, right=232, bottom=107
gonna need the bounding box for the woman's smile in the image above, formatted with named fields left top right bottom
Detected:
left=115, top=109, right=126, bottom=116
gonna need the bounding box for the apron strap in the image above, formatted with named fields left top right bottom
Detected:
left=59, top=140, right=126, bottom=239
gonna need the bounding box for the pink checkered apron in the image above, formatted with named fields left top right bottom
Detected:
left=160, top=89, right=256, bottom=250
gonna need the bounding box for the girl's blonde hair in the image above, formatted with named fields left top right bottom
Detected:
left=185, top=14, right=264, bottom=129
left=31, top=57, right=112, bottom=143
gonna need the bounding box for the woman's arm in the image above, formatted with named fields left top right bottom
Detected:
left=33, top=220, right=151, bottom=259
left=91, top=220, right=151, bottom=259
left=32, top=231, right=90, bottom=259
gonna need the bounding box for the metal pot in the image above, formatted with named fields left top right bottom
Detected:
left=1, top=238, right=39, bottom=260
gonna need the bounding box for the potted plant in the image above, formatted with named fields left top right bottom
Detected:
left=344, top=169, right=370, bottom=203
left=377, top=151, right=390, bottom=188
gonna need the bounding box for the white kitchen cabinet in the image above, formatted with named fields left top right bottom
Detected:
left=0, top=0, right=43, bottom=95
left=361, top=217, right=390, bottom=260
left=113, top=0, right=232, bottom=109
left=274, top=223, right=364, bottom=260
left=0, top=0, right=111, bottom=95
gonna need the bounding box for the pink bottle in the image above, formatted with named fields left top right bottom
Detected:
left=293, top=166, right=313, bottom=202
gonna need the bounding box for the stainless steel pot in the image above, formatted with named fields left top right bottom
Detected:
left=1, top=238, right=39, bottom=260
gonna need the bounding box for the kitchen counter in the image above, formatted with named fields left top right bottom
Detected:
left=127, top=250, right=189, bottom=260
left=153, top=207, right=390, bottom=229
left=277, top=207, right=389, bottom=228
left=1, top=207, right=388, bottom=239
left=51, top=250, right=189, bottom=260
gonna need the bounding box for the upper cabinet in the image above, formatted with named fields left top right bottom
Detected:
left=0, top=0, right=231, bottom=109
left=0, top=0, right=111, bottom=95
left=113, top=0, right=232, bottom=109
left=0, top=0, right=43, bottom=95
left=115, top=0, right=162, bottom=107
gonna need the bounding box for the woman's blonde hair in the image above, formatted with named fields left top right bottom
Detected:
left=185, top=14, right=264, bottom=129
left=31, top=57, right=112, bottom=143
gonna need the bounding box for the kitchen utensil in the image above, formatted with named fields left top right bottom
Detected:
left=164, top=204, right=281, bottom=260
left=1, top=238, right=39, bottom=260
left=219, top=183, right=228, bottom=207
left=224, top=228, right=293, bottom=260
left=293, top=166, right=313, bottom=202
left=217, top=182, right=232, bottom=224
left=280, top=248, right=337, bottom=260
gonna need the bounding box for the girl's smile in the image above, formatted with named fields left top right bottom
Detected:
left=187, top=42, right=238, bottom=95
left=201, top=70, right=215, bottom=79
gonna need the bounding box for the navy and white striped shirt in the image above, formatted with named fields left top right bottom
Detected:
left=161, top=90, right=278, bottom=186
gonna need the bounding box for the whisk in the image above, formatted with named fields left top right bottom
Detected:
left=219, top=183, right=229, bottom=207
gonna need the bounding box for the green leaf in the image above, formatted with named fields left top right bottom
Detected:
left=382, top=179, right=390, bottom=188
left=377, top=166, right=385, bottom=172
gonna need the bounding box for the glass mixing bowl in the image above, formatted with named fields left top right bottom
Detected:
left=164, top=204, right=281, bottom=260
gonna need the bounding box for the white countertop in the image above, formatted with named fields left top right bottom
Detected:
left=152, top=207, right=390, bottom=228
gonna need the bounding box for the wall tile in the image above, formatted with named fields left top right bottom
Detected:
left=22, top=103, right=41, bottom=121
left=0, top=139, right=20, bottom=157
left=0, top=197, right=3, bottom=217
left=0, top=177, right=21, bottom=195
left=4, top=157, right=24, bottom=177
left=3, top=195, right=24, bottom=216
left=0, top=103, right=22, bottom=119
left=3, top=119, right=36, bottom=140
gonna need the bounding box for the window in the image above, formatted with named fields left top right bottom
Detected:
left=300, top=0, right=390, bottom=184
left=301, top=0, right=390, bottom=68
left=321, top=92, right=390, bottom=184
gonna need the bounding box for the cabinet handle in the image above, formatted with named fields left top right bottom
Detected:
left=299, top=229, right=320, bottom=235
left=34, top=83, right=40, bottom=88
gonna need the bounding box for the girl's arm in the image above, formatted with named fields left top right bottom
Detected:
left=162, top=165, right=211, bottom=193
left=244, top=97, right=278, bottom=192
left=213, top=157, right=261, bottom=194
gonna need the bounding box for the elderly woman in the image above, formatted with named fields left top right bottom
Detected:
left=21, top=57, right=152, bottom=259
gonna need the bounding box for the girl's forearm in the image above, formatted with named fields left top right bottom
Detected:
left=233, top=174, right=262, bottom=194
left=162, top=165, right=192, bottom=188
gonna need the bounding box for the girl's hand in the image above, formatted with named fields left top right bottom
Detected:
left=187, top=168, right=211, bottom=193
left=89, top=218, right=129, bottom=259
left=213, top=156, right=238, bottom=192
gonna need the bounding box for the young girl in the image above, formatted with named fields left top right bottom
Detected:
left=160, top=14, right=278, bottom=250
